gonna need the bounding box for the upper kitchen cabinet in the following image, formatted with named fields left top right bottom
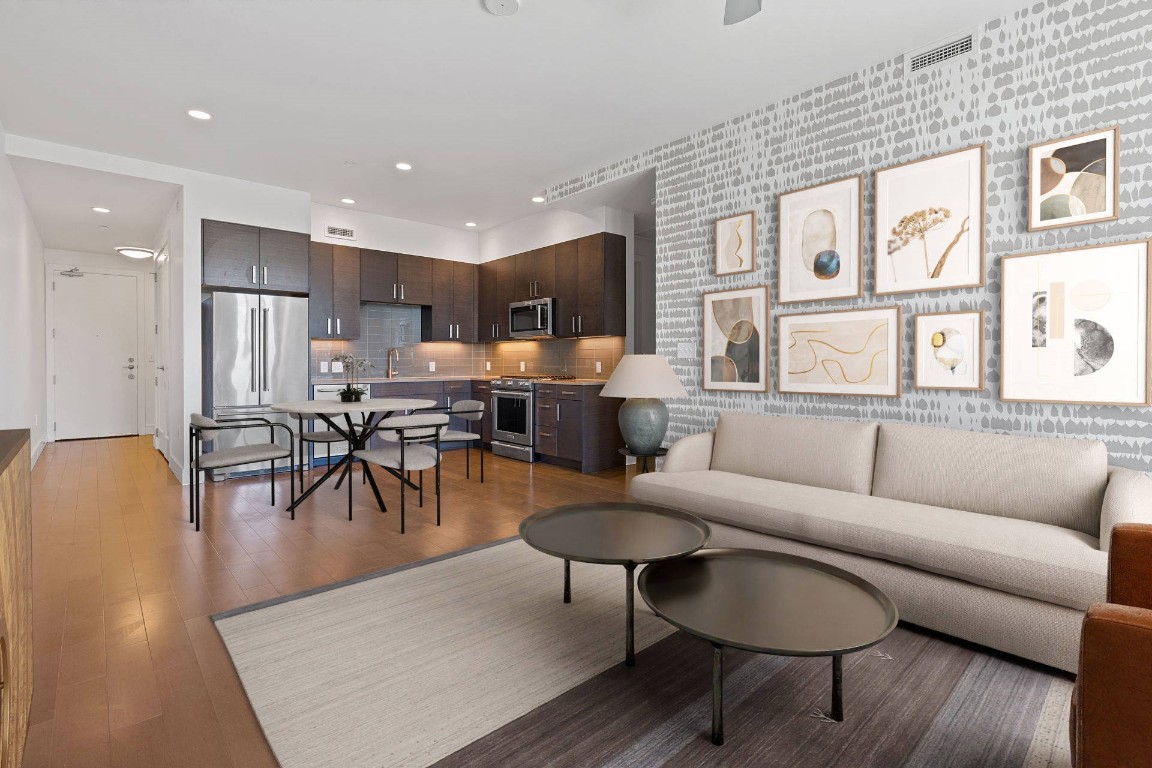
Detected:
left=397, top=254, right=434, bottom=306
left=478, top=257, right=516, bottom=342
left=554, top=233, right=625, bottom=338
left=202, top=219, right=308, bottom=293
left=513, top=245, right=556, bottom=301
left=309, top=243, right=360, bottom=339
left=360, top=250, right=434, bottom=306
left=426, top=259, right=477, bottom=342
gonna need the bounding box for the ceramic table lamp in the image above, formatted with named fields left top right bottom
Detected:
left=599, top=355, right=688, bottom=455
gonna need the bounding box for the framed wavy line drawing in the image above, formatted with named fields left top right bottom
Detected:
left=702, top=286, right=768, bottom=392
left=714, top=211, right=756, bottom=276
left=777, top=306, right=902, bottom=397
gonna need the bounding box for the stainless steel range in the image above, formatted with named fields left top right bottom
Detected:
left=490, top=375, right=576, bottom=462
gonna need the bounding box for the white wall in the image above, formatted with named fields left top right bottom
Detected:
left=478, top=206, right=634, bottom=263
left=311, top=203, right=478, bottom=262
left=0, top=123, right=47, bottom=460
left=6, top=134, right=311, bottom=482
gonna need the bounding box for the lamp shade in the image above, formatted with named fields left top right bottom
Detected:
left=600, top=355, right=688, bottom=399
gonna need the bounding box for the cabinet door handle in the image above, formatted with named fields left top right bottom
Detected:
left=393, top=284, right=397, bottom=300
left=572, top=317, right=576, bottom=333
left=578, top=316, right=583, bottom=333
left=327, top=317, right=332, bottom=335
left=447, top=395, right=451, bottom=407
left=336, top=318, right=341, bottom=335
left=495, top=323, right=500, bottom=337
left=263, top=266, right=269, bottom=285
left=557, top=402, right=562, bottom=421
left=561, top=390, right=577, bottom=396
left=251, top=265, right=258, bottom=284
left=401, top=285, right=405, bottom=300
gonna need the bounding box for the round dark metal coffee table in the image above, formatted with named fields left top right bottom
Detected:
left=639, top=548, right=898, bottom=745
left=519, top=502, right=710, bottom=667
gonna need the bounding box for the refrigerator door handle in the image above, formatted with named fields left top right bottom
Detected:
left=250, top=308, right=258, bottom=392
left=262, top=307, right=270, bottom=392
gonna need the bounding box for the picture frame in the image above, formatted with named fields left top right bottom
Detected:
left=1028, top=126, right=1120, bottom=231
left=777, top=175, right=863, bottom=304
left=874, top=144, right=986, bottom=295
left=1000, top=240, right=1150, bottom=406
left=702, top=285, right=769, bottom=392
left=777, top=306, right=902, bottom=397
left=714, top=211, right=756, bottom=276
left=914, top=310, right=985, bottom=391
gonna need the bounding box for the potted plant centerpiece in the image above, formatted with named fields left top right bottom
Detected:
left=332, top=353, right=372, bottom=402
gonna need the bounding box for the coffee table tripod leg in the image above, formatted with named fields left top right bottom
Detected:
left=563, top=559, right=571, bottom=604
left=624, top=563, right=637, bottom=666
left=712, top=644, right=724, bottom=745
left=831, top=654, right=844, bottom=722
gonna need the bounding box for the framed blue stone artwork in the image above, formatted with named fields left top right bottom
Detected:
left=777, top=175, right=863, bottom=304
left=1028, top=126, right=1120, bottom=232
left=1001, top=241, right=1150, bottom=406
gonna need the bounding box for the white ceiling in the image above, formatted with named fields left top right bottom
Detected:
left=9, top=157, right=180, bottom=254
left=0, top=0, right=1022, bottom=232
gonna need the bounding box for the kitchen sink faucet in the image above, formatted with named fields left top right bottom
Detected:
left=387, top=348, right=400, bottom=379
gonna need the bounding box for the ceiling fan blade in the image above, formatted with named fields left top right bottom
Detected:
left=723, top=0, right=762, bottom=25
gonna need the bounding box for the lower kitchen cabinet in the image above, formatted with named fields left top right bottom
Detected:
left=534, top=383, right=623, bottom=473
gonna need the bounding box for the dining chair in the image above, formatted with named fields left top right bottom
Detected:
left=188, top=414, right=295, bottom=532
left=354, top=414, right=449, bottom=533
left=441, top=399, right=485, bottom=482
left=291, top=412, right=345, bottom=489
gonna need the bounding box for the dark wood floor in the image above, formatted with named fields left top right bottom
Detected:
left=22, top=436, right=634, bottom=767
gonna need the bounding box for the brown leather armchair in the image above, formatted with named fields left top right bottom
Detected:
left=1072, top=523, right=1152, bottom=767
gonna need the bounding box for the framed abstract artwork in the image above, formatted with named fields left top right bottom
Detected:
left=914, top=310, right=985, bottom=391
left=703, top=286, right=768, bottom=391
left=1001, top=240, right=1150, bottom=406
left=1028, top=126, right=1120, bottom=231
left=714, top=211, right=756, bottom=276
left=777, top=175, right=863, bottom=303
left=874, top=144, right=986, bottom=295
left=777, top=306, right=902, bottom=397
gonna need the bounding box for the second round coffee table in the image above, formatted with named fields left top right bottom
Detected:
left=519, top=502, right=710, bottom=666
left=639, top=548, right=898, bottom=745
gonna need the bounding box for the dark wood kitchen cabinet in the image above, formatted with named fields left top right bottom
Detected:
left=478, top=261, right=499, bottom=342
left=360, top=250, right=433, bottom=306
left=426, top=259, right=477, bottom=342
left=534, top=383, right=623, bottom=473
left=554, top=233, right=626, bottom=338
left=513, top=245, right=556, bottom=301
left=309, top=243, right=360, bottom=339
left=202, top=220, right=309, bottom=293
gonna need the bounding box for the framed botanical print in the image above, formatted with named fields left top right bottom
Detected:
left=703, top=286, right=768, bottom=391
left=914, top=310, right=985, bottom=391
left=874, top=144, right=986, bottom=295
left=777, top=306, right=902, bottom=397
left=1001, top=240, right=1150, bottom=405
left=714, top=211, right=756, bottom=276
left=1028, top=126, right=1120, bottom=231
left=777, top=175, right=863, bottom=304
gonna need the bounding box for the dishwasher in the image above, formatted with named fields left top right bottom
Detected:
left=309, top=383, right=354, bottom=467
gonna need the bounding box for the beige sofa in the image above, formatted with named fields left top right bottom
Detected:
left=630, top=412, right=1152, bottom=672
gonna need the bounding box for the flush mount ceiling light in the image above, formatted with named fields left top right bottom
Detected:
left=91, top=206, right=111, bottom=214
left=186, top=109, right=212, bottom=120
left=340, top=198, right=356, bottom=204
left=483, top=0, right=519, bottom=16
left=465, top=222, right=477, bottom=228
left=116, top=246, right=155, bottom=260
left=531, top=196, right=545, bottom=203
left=395, top=162, right=413, bottom=171
left=723, top=0, right=761, bottom=24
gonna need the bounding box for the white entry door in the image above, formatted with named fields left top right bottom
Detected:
left=54, top=270, right=139, bottom=440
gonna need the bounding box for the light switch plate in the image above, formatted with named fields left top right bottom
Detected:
left=596, top=361, right=602, bottom=373
left=331, top=361, right=344, bottom=373
left=429, top=361, right=436, bottom=372
left=320, top=361, right=330, bottom=373
left=677, top=342, right=694, bottom=359
left=520, top=361, right=526, bottom=372
left=485, top=361, right=491, bottom=371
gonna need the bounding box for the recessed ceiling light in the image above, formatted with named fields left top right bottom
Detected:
left=341, top=198, right=356, bottom=205
left=116, top=246, right=155, bottom=260
left=531, top=196, right=545, bottom=203
left=395, top=162, right=413, bottom=171
left=465, top=222, right=477, bottom=228
left=186, top=109, right=212, bottom=121
left=91, top=206, right=111, bottom=214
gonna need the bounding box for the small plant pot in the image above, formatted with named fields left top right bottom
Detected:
left=339, top=391, right=363, bottom=403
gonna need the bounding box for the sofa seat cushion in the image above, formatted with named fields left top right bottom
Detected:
left=631, top=470, right=1107, bottom=611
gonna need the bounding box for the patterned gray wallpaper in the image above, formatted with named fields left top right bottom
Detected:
left=550, top=0, right=1152, bottom=471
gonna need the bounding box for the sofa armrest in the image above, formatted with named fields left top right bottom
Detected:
left=1074, top=603, right=1152, bottom=767
left=1107, top=523, right=1152, bottom=609
left=1099, top=467, right=1152, bottom=552
left=660, top=431, right=714, bottom=473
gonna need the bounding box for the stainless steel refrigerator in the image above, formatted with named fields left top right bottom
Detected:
left=202, top=292, right=309, bottom=478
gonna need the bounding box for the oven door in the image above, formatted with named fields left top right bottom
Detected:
left=492, top=390, right=533, bottom=446
left=509, top=299, right=553, bottom=339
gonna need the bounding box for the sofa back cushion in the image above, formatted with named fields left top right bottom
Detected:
left=711, top=412, right=879, bottom=495
left=872, top=422, right=1108, bottom=536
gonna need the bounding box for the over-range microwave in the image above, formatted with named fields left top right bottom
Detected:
left=509, top=298, right=554, bottom=339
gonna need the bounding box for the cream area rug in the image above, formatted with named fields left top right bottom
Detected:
left=213, top=539, right=676, bottom=768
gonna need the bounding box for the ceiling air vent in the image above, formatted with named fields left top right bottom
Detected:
left=905, top=32, right=975, bottom=76
left=326, top=225, right=356, bottom=241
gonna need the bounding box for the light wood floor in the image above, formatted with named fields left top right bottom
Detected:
left=22, top=436, right=634, bottom=767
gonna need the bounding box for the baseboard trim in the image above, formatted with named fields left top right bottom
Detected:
left=30, top=439, right=46, bottom=467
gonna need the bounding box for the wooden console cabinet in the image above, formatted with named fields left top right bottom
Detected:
left=0, top=430, right=32, bottom=768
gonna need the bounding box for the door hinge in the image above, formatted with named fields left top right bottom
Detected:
left=53, top=374, right=56, bottom=384
left=154, top=324, right=158, bottom=334
left=52, top=328, right=55, bottom=338
left=52, top=281, right=55, bottom=291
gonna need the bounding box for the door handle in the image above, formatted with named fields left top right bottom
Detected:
left=123, top=364, right=136, bottom=370
left=557, top=402, right=562, bottom=421
left=262, top=307, right=270, bottom=391
left=157, top=365, right=165, bottom=371
left=578, top=316, right=583, bottom=333
left=327, top=317, right=332, bottom=335
left=251, top=265, right=257, bottom=284
left=251, top=308, right=258, bottom=392
left=571, top=316, right=575, bottom=333
left=401, top=284, right=405, bottom=300
left=456, top=324, right=460, bottom=339
left=263, top=266, right=269, bottom=285
left=393, top=284, right=397, bottom=300
left=336, top=318, right=341, bottom=335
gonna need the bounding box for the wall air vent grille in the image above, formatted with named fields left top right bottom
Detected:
left=326, top=225, right=356, bottom=241
left=906, top=33, right=974, bottom=75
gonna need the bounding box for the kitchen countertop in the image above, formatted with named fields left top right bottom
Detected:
left=312, top=376, right=609, bottom=386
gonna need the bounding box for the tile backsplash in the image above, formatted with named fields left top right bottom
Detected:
left=311, top=303, right=625, bottom=381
